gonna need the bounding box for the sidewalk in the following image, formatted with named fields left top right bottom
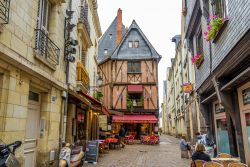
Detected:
left=84, top=135, right=190, bottom=167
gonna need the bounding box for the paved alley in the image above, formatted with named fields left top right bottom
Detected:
left=84, top=135, right=190, bottom=167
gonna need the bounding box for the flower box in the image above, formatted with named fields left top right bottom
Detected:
left=204, top=15, right=228, bottom=41
left=192, top=53, right=204, bottom=69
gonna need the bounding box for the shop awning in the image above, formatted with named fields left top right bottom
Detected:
left=78, top=91, right=101, bottom=105
left=77, top=91, right=109, bottom=116
left=68, top=89, right=91, bottom=106
left=127, top=85, right=143, bottom=92
left=112, top=115, right=158, bottom=123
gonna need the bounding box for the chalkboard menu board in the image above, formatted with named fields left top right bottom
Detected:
left=84, top=141, right=99, bottom=163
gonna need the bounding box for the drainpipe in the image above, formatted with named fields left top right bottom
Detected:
left=60, top=0, right=72, bottom=148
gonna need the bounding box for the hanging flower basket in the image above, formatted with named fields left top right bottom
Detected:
left=204, top=15, right=227, bottom=41
left=192, top=53, right=204, bottom=68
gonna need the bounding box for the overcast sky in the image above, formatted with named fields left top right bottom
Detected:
left=97, top=0, right=182, bottom=113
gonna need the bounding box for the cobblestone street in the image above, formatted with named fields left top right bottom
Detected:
left=84, top=135, right=190, bottom=167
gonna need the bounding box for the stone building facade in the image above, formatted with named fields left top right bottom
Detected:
left=0, top=0, right=67, bottom=166
left=185, top=0, right=250, bottom=164
left=0, top=0, right=103, bottom=166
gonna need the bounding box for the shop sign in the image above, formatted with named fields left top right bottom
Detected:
left=242, top=88, right=250, bottom=105
left=183, top=83, right=193, bottom=93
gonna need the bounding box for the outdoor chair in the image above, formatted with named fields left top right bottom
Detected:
left=203, top=161, right=224, bottom=167
left=126, top=135, right=134, bottom=145
left=228, top=162, right=248, bottom=167
left=194, top=160, right=205, bottom=167
left=150, top=135, right=159, bottom=145
left=217, top=153, right=232, bottom=158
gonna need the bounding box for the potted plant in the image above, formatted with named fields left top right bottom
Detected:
left=137, top=96, right=144, bottom=107
left=94, top=91, right=103, bottom=101
left=204, top=15, right=227, bottom=41
left=192, top=53, right=204, bottom=68
left=126, top=97, right=134, bottom=112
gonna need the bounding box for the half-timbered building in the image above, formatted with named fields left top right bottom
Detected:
left=97, top=9, right=161, bottom=137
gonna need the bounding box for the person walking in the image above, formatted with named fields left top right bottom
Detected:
left=119, top=125, right=126, bottom=148
left=180, top=135, right=191, bottom=158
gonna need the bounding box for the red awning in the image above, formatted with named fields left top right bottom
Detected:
left=112, top=115, right=158, bottom=123
left=127, top=85, right=143, bottom=92
left=78, top=91, right=109, bottom=116
left=78, top=91, right=101, bottom=105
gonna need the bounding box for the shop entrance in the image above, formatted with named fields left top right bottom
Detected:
left=238, top=82, right=250, bottom=166
left=213, top=102, right=230, bottom=154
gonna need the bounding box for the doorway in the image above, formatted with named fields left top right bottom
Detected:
left=24, top=91, right=40, bottom=167
left=238, top=82, right=250, bottom=166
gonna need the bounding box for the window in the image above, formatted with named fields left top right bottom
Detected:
left=109, top=34, right=112, bottom=39
left=134, top=41, right=139, bottom=48
left=128, top=41, right=139, bottom=48
left=212, top=0, right=228, bottom=18
left=128, top=62, right=141, bottom=73
left=81, top=51, right=86, bottom=65
left=104, top=49, right=108, bottom=55
left=39, top=0, right=51, bottom=33
left=128, top=41, right=133, bottom=48
left=196, top=28, right=203, bottom=54
left=29, top=91, right=39, bottom=102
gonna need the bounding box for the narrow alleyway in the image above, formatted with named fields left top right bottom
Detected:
left=84, top=135, right=190, bottom=167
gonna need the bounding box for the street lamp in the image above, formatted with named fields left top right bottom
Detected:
left=96, top=75, right=103, bottom=87
left=89, top=75, right=103, bottom=90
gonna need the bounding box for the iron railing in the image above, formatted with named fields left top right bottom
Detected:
left=79, top=5, right=90, bottom=34
left=35, top=29, right=60, bottom=65
left=0, top=0, right=10, bottom=24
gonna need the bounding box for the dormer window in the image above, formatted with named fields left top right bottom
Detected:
left=104, top=49, right=108, bottom=55
left=134, top=41, right=139, bottom=48
left=128, top=41, right=133, bottom=48
left=129, top=41, right=139, bottom=48
left=109, top=34, right=112, bottom=39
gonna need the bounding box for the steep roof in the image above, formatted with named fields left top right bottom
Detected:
left=111, top=20, right=161, bottom=60
left=97, top=17, right=126, bottom=63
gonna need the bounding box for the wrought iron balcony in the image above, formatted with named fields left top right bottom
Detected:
left=79, top=5, right=90, bottom=34
left=35, top=29, right=60, bottom=67
left=77, top=4, right=92, bottom=51
left=76, top=61, right=90, bottom=92
left=0, top=0, right=10, bottom=24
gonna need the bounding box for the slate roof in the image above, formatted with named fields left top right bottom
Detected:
left=97, top=17, right=126, bottom=63
left=97, top=19, right=161, bottom=63
left=111, top=20, right=161, bottom=60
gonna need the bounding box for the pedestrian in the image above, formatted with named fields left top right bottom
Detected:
left=179, top=135, right=191, bottom=158
left=191, top=143, right=211, bottom=163
left=194, top=132, right=202, bottom=144
left=159, top=128, right=162, bottom=136
left=119, top=125, right=126, bottom=148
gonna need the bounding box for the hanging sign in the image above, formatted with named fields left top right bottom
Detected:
left=183, top=83, right=193, bottom=93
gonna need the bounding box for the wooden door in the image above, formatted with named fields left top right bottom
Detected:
left=24, top=91, right=40, bottom=167
left=238, top=82, right=250, bottom=166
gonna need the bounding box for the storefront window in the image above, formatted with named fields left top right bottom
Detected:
left=216, top=119, right=230, bottom=154
left=245, top=113, right=250, bottom=151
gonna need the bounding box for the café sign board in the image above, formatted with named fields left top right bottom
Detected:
left=243, top=88, right=250, bottom=105
left=183, top=83, right=193, bottom=93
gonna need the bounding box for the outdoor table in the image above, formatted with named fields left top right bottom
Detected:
left=105, top=138, right=119, bottom=149
left=211, top=157, right=241, bottom=167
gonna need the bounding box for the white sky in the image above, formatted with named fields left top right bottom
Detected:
left=97, top=0, right=182, bottom=112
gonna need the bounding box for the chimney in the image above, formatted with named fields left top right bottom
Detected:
left=116, top=8, right=122, bottom=45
